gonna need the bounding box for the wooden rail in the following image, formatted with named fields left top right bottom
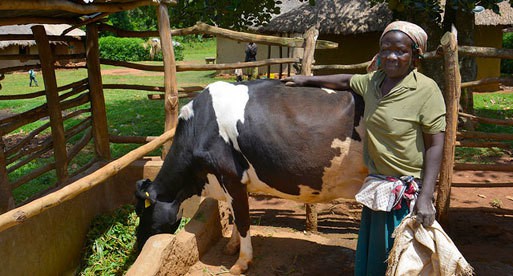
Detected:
left=0, top=129, right=175, bottom=232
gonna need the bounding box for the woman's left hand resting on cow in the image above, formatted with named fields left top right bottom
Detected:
left=282, top=20, right=446, bottom=276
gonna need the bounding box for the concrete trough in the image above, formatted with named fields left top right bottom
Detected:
left=127, top=198, right=231, bottom=276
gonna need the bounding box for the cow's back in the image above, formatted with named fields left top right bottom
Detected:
left=197, top=80, right=366, bottom=203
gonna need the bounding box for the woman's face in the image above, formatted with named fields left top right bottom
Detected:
left=379, top=31, right=414, bottom=79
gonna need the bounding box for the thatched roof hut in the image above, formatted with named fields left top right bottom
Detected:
left=475, top=1, right=513, bottom=26
left=261, top=0, right=513, bottom=35
left=0, top=24, right=85, bottom=49
left=260, top=0, right=392, bottom=35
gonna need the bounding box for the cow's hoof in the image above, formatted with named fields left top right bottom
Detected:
left=223, top=244, right=239, bottom=255
left=229, top=263, right=247, bottom=275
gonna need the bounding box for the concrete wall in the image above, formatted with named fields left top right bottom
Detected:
left=0, top=157, right=165, bottom=276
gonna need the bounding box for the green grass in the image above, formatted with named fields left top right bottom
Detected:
left=2, top=38, right=223, bottom=203
left=77, top=205, right=191, bottom=275
left=455, top=91, right=513, bottom=164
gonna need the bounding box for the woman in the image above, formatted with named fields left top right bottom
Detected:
left=284, top=21, right=446, bottom=275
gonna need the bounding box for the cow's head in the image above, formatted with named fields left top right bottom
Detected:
left=134, top=179, right=182, bottom=251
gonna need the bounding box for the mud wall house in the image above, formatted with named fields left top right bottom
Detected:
left=246, top=0, right=511, bottom=91
left=0, top=24, right=85, bottom=70
left=474, top=1, right=513, bottom=91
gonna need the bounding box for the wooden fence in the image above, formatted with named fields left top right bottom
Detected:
left=0, top=19, right=336, bottom=214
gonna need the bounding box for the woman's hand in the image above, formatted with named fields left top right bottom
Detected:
left=413, top=194, right=435, bottom=227
left=281, top=74, right=353, bottom=90
left=281, top=75, right=311, bottom=86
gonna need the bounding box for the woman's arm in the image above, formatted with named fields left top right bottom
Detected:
left=415, top=132, right=445, bottom=227
left=282, top=74, right=353, bottom=90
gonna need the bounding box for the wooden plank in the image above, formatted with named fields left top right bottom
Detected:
left=10, top=163, right=55, bottom=190
left=451, top=182, right=513, bottom=188
left=0, top=92, right=90, bottom=136
left=86, top=23, right=111, bottom=161
left=436, top=32, right=461, bottom=226
left=0, top=0, right=160, bottom=14
left=0, top=34, right=84, bottom=42
left=157, top=3, right=178, bottom=158
left=313, top=61, right=371, bottom=71
left=454, top=163, right=513, bottom=172
left=0, top=140, right=14, bottom=213
left=456, top=141, right=512, bottom=148
left=100, top=57, right=300, bottom=72
left=173, top=22, right=338, bottom=50
left=32, top=25, right=69, bottom=184
left=300, top=27, right=318, bottom=76
left=459, top=112, right=513, bottom=126
left=301, top=27, right=319, bottom=232
left=0, top=17, right=78, bottom=27
left=457, top=130, right=513, bottom=141
left=109, top=135, right=158, bottom=144
left=0, top=129, right=175, bottom=232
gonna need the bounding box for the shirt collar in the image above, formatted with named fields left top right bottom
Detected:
left=372, top=69, right=418, bottom=96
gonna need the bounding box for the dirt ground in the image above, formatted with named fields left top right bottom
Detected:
left=186, top=170, right=513, bottom=276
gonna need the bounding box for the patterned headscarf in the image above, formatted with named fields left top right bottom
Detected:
left=367, top=21, right=428, bottom=72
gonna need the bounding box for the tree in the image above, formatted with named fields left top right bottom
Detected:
left=105, top=1, right=311, bottom=32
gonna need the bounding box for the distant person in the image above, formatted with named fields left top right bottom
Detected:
left=29, top=69, right=38, bottom=87
left=244, top=42, right=258, bottom=80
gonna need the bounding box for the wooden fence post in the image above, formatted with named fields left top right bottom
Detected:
left=436, top=32, right=461, bottom=226
left=32, top=25, right=69, bottom=185
left=0, top=140, right=14, bottom=213
left=301, top=27, right=318, bottom=76
left=157, top=2, right=178, bottom=158
left=302, top=26, right=319, bottom=232
left=86, top=23, right=111, bottom=161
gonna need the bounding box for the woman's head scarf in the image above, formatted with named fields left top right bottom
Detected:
left=367, top=21, right=428, bottom=72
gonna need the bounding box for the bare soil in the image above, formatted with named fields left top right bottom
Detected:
left=186, top=170, right=513, bottom=276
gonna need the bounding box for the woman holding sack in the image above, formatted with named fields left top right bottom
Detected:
left=283, top=21, right=446, bottom=275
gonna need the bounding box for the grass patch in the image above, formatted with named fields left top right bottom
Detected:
left=455, top=91, right=513, bottom=164
left=78, top=205, right=191, bottom=275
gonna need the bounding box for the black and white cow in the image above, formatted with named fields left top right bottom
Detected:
left=135, top=79, right=367, bottom=274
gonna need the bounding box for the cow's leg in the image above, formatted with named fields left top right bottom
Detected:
left=223, top=223, right=240, bottom=255
left=225, top=182, right=252, bottom=275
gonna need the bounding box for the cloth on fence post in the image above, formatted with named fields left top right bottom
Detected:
left=386, top=215, right=474, bottom=276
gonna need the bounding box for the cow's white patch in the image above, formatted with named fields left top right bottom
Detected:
left=208, top=82, right=249, bottom=151
left=320, top=118, right=367, bottom=199
left=179, top=100, right=194, bottom=120
left=321, top=88, right=336, bottom=94
left=237, top=232, right=253, bottom=266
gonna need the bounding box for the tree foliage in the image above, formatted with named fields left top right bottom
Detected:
left=105, top=0, right=311, bottom=32
left=370, top=0, right=512, bottom=31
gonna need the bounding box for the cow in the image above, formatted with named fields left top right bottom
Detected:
left=135, top=79, right=367, bottom=275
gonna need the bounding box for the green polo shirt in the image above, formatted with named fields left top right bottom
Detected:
left=349, top=69, right=446, bottom=178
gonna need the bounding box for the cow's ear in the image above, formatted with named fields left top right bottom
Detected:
left=135, top=179, right=151, bottom=198
left=135, top=179, right=156, bottom=208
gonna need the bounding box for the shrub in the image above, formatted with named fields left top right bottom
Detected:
left=501, top=33, right=513, bottom=74
left=99, top=36, right=148, bottom=62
